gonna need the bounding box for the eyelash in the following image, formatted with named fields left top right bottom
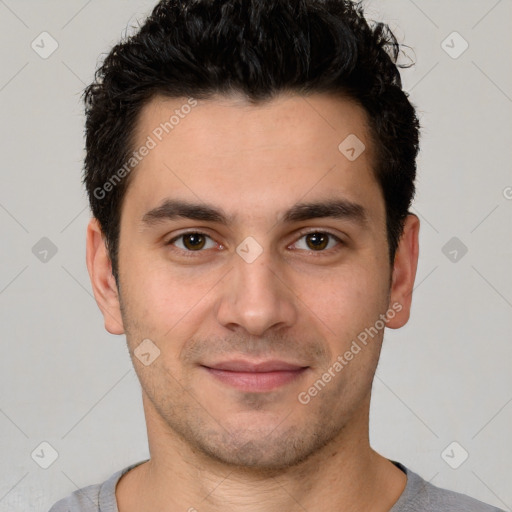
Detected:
left=165, top=229, right=345, bottom=258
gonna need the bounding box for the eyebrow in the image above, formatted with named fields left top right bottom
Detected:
left=140, top=198, right=369, bottom=229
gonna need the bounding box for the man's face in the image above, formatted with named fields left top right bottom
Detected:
left=103, top=93, right=404, bottom=469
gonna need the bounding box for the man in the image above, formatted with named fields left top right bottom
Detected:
left=50, top=0, right=504, bottom=510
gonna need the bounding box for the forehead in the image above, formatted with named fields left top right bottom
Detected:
left=122, top=92, right=384, bottom=229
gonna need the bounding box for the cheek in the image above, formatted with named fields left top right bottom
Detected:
left=122, top=253, right=196, bottom=317
left=296, top=262, right=387, bottom=332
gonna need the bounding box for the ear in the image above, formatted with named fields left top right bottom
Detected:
left=85, top=217, right=125, bottom=335
left=386, top=213, right=420, bottom=329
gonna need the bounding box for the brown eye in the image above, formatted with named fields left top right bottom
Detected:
left=291, top=231, right=343, bottom=253
left=182, top=233, right=206, bottom=250
left=168, top=232, right=216, bottom=252
left=305, top=232, right=329, bottom=251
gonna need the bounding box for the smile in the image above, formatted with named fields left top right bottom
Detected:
left=201, top=360, right=309, bottom=392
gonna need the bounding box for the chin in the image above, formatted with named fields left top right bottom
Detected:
left=186, top=419, right=339, bottom=473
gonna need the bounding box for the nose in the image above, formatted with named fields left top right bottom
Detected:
left=215, top=246, right=298, bottom=336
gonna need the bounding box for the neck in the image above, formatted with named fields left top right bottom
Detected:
left=116, top=393, right=407, bottom=512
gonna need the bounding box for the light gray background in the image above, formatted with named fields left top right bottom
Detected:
left=0, top=1, right=511, bottom=510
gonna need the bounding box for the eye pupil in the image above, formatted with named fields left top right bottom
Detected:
left=184, top=233, right=206, bottom=250
left=306, top=232, right=328, bottom=250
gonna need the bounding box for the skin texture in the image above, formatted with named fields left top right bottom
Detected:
left=86, top=92, right=420, bottom=512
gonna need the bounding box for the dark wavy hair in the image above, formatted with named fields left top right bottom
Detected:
left=83, top=0, right=420, bottom=284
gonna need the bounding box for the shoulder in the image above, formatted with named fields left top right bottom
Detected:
left=420, top=483, right=505, bottom=512
left=391, top=462, right=506, bottom=512
left=48, top=483, right=101, bottom=511
left=48, top=460, right=149, bottom=512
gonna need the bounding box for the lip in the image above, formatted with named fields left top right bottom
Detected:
left=201, top=359, right=309, bottom=392
left=205, top=359, right=306, bottom=372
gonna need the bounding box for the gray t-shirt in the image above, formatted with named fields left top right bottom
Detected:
left=49, top=459, right=505, bottom=512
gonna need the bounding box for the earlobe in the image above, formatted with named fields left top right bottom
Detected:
left=386, top=213, right=420, bottom=330
left=85, top=217, right=125, bottom=335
